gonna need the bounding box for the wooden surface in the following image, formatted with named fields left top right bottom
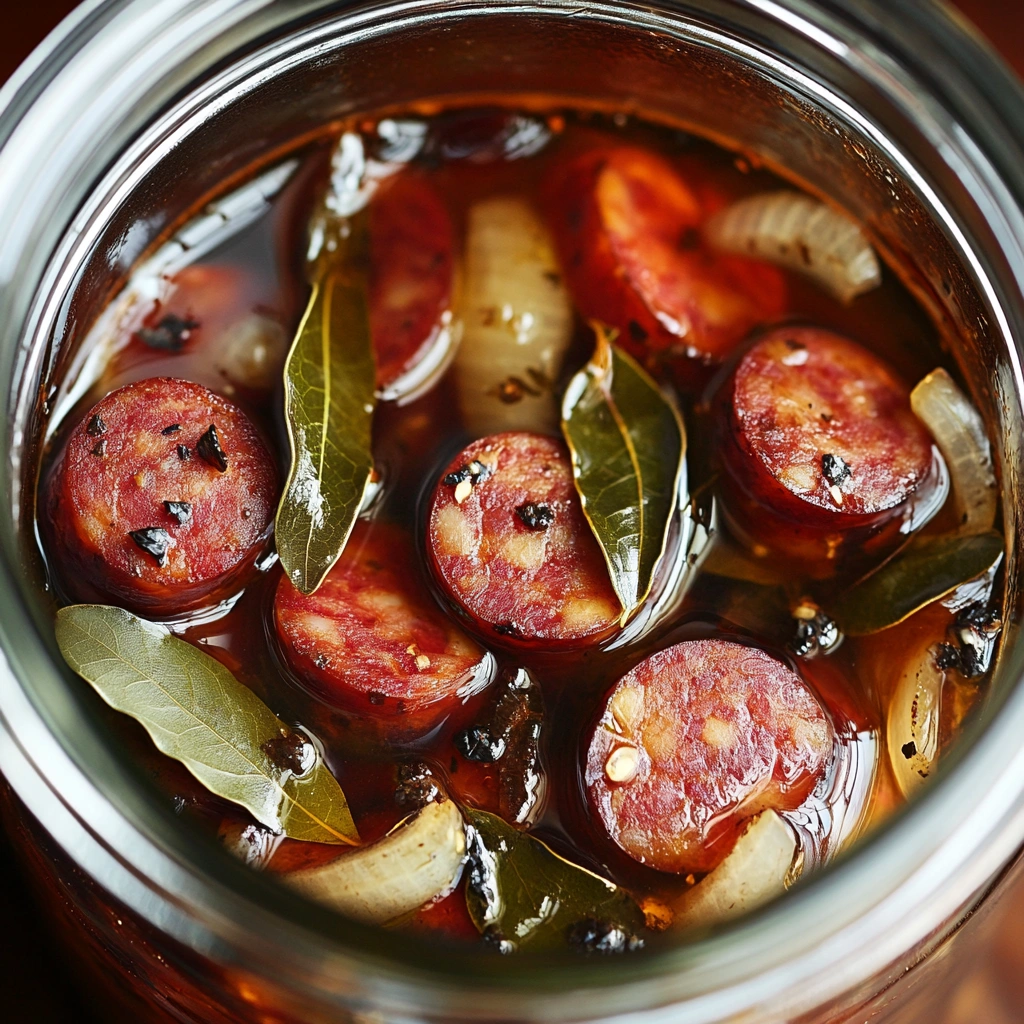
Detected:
left=0, top=1, right=1021, bottom=1022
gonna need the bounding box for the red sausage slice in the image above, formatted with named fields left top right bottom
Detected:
left=275, top=521, right=493, bottom=739
left=720, top=326, right=941, bottom=566
left=427, top=432, right=621, bottom=648
left=585, top=639, right=833, bottom=875
left=543, top=147, right=786, bottom=387
left=369, top=174, right=455, bottom=400
left=47, top=377, right=277, bottom=614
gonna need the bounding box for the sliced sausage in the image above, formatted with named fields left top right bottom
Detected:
left=369, top=174, right=456, bottom=401
left=720, top=326, right=941, bottom=567
left=427, top=432, right=621, bottom=648
left=585, top=639, right=833, bottom=875
left=46, top=377, right=277, bottom=614
left=542, top=146, right=786, bottom=388
left=274, top=521, right=493, bottom=740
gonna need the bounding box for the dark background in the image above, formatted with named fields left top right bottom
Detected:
left=1, top=1, right=1021, bottom=1021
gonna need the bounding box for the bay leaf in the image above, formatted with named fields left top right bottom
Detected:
left=464, top=808, right=645, bottom=952
left=276, top=214, right=377, bottom=595
left=831, top=530, right=1004, bottom=636
left=55, top=604, right=359, bottom=844
left=561, top=324, right=686, bottom=621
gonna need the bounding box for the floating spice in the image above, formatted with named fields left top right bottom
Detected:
left=260, top=730, right=316, bottom=776
left=90, top=440, right=107, bottom=457
left=566, top=918, right=644, bottom=954
left=163, top=501, right=193, bottom=526
left=86, top=414, right=106, bottom=437
left=455, top=726, right=507, bottom=763
left=394, top=762, right=440, bottom=810
left=516, top=502, right=554, bottom=530
left=136, top=313, right=200, bottom=352
left=162, top=423, right=182, bottom=435
left=821, top=453, right=851, bottom=486
left=196, top=424, right=228, bottom=472
left=443, top=460, right=492, bottom=488
left=177, top=444, right=191, bottom=461
left=128, top=527, right=172, bottom=567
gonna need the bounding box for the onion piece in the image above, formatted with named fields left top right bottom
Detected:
left=705, top=191, right=881, bottom=303
left=887, top=636, right=944, bottom=797
left=213, top=314, right=290, bottom=392
left=910, top=368, right=997, bottom=534
left=672, top=811, right=797, bottom=929
left=454, top=196, right=573, bottom=434
left=284, top=798, right=466, bottom=924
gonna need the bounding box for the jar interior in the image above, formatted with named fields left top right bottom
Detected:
left=6, top=0, right=1024, bottom=1016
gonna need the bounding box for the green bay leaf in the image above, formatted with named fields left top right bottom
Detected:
left=561, top=324, right=686, bottom=621
left=464, top=808, right=645, bottom=952
left=831, top=530, right=1004, bottom=636
left=277, top=220, right=377, bottom=595
left=55, top=605, right=359, bottom=845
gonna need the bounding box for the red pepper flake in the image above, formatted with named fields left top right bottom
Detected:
left=196, top=424, right=228, bottom=472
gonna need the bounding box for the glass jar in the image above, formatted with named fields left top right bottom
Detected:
left=1, top=1, right=1023, bottom=1021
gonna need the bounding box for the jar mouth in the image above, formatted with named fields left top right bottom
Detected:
left=2, top=0, right=1024, bottom=1019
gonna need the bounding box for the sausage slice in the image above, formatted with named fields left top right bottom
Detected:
left=720, top=326, right=940, bottom=565
left=275, top=521, right=493, bottom=739
left=369, top=174, right=455, bottom=401
left=543, top=146, right=786, bottom=388
left=427, top=432, right=621, bottom=648
left=46, top=377, right=276, bottom=614
left=585, top=639, right=833, bottom=875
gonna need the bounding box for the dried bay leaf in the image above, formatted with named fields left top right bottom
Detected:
left=55, top=604, right=359, bottom=844
left=831, top=530, right=1004, bottom=636
left=464, top=808, right=645, bottom=952
left=277, top=212, right=377, bottom=595
left=561, top=324, right=686, bottom=621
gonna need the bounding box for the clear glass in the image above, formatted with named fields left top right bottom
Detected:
left=1, top=1, right=1023, bottom=1021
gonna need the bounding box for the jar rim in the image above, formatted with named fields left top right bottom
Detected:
left=2, top=1, right=1024, bottom=1019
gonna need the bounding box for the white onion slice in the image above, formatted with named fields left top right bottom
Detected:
left=673, top=811, right=797, bottom=929
left=887, top=637, right=944, bottom=798
left=910, top=368, right=997, bottom=534
left=283, top=799, right=465, bottom=924
left=705, top=190, right=881, bottom=303
left=454, top=196, right=573, bottom=434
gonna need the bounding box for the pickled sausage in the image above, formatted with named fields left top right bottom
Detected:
left=275, top=521, right=493, bottom=740
left=585, top=639, right=833, bottom=875
left=46, top=377, right=277, bottom=614
left=542, top=147, right=786, bottom=387
left=720, top=326, right=942, bottom=567
left=426, top=432, right=621, bottom=648
left=369, top=174, right=456, bottom=401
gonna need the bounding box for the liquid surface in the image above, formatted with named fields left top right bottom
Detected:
left=37, top=107, right=1001, bottom=947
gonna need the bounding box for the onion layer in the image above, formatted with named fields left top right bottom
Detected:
left=284, top=798, right=466, bottom=923
left=887, top=637, right=944, bottom=797
left=705, top=190, right=881, bottom=303
left=214, top=314, right=289, bottom=392
left=454, top=196, right=573, bottom=434
left=673, top=810, right=797, bottom=928
left=910, top=368, right=997, bottom=534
